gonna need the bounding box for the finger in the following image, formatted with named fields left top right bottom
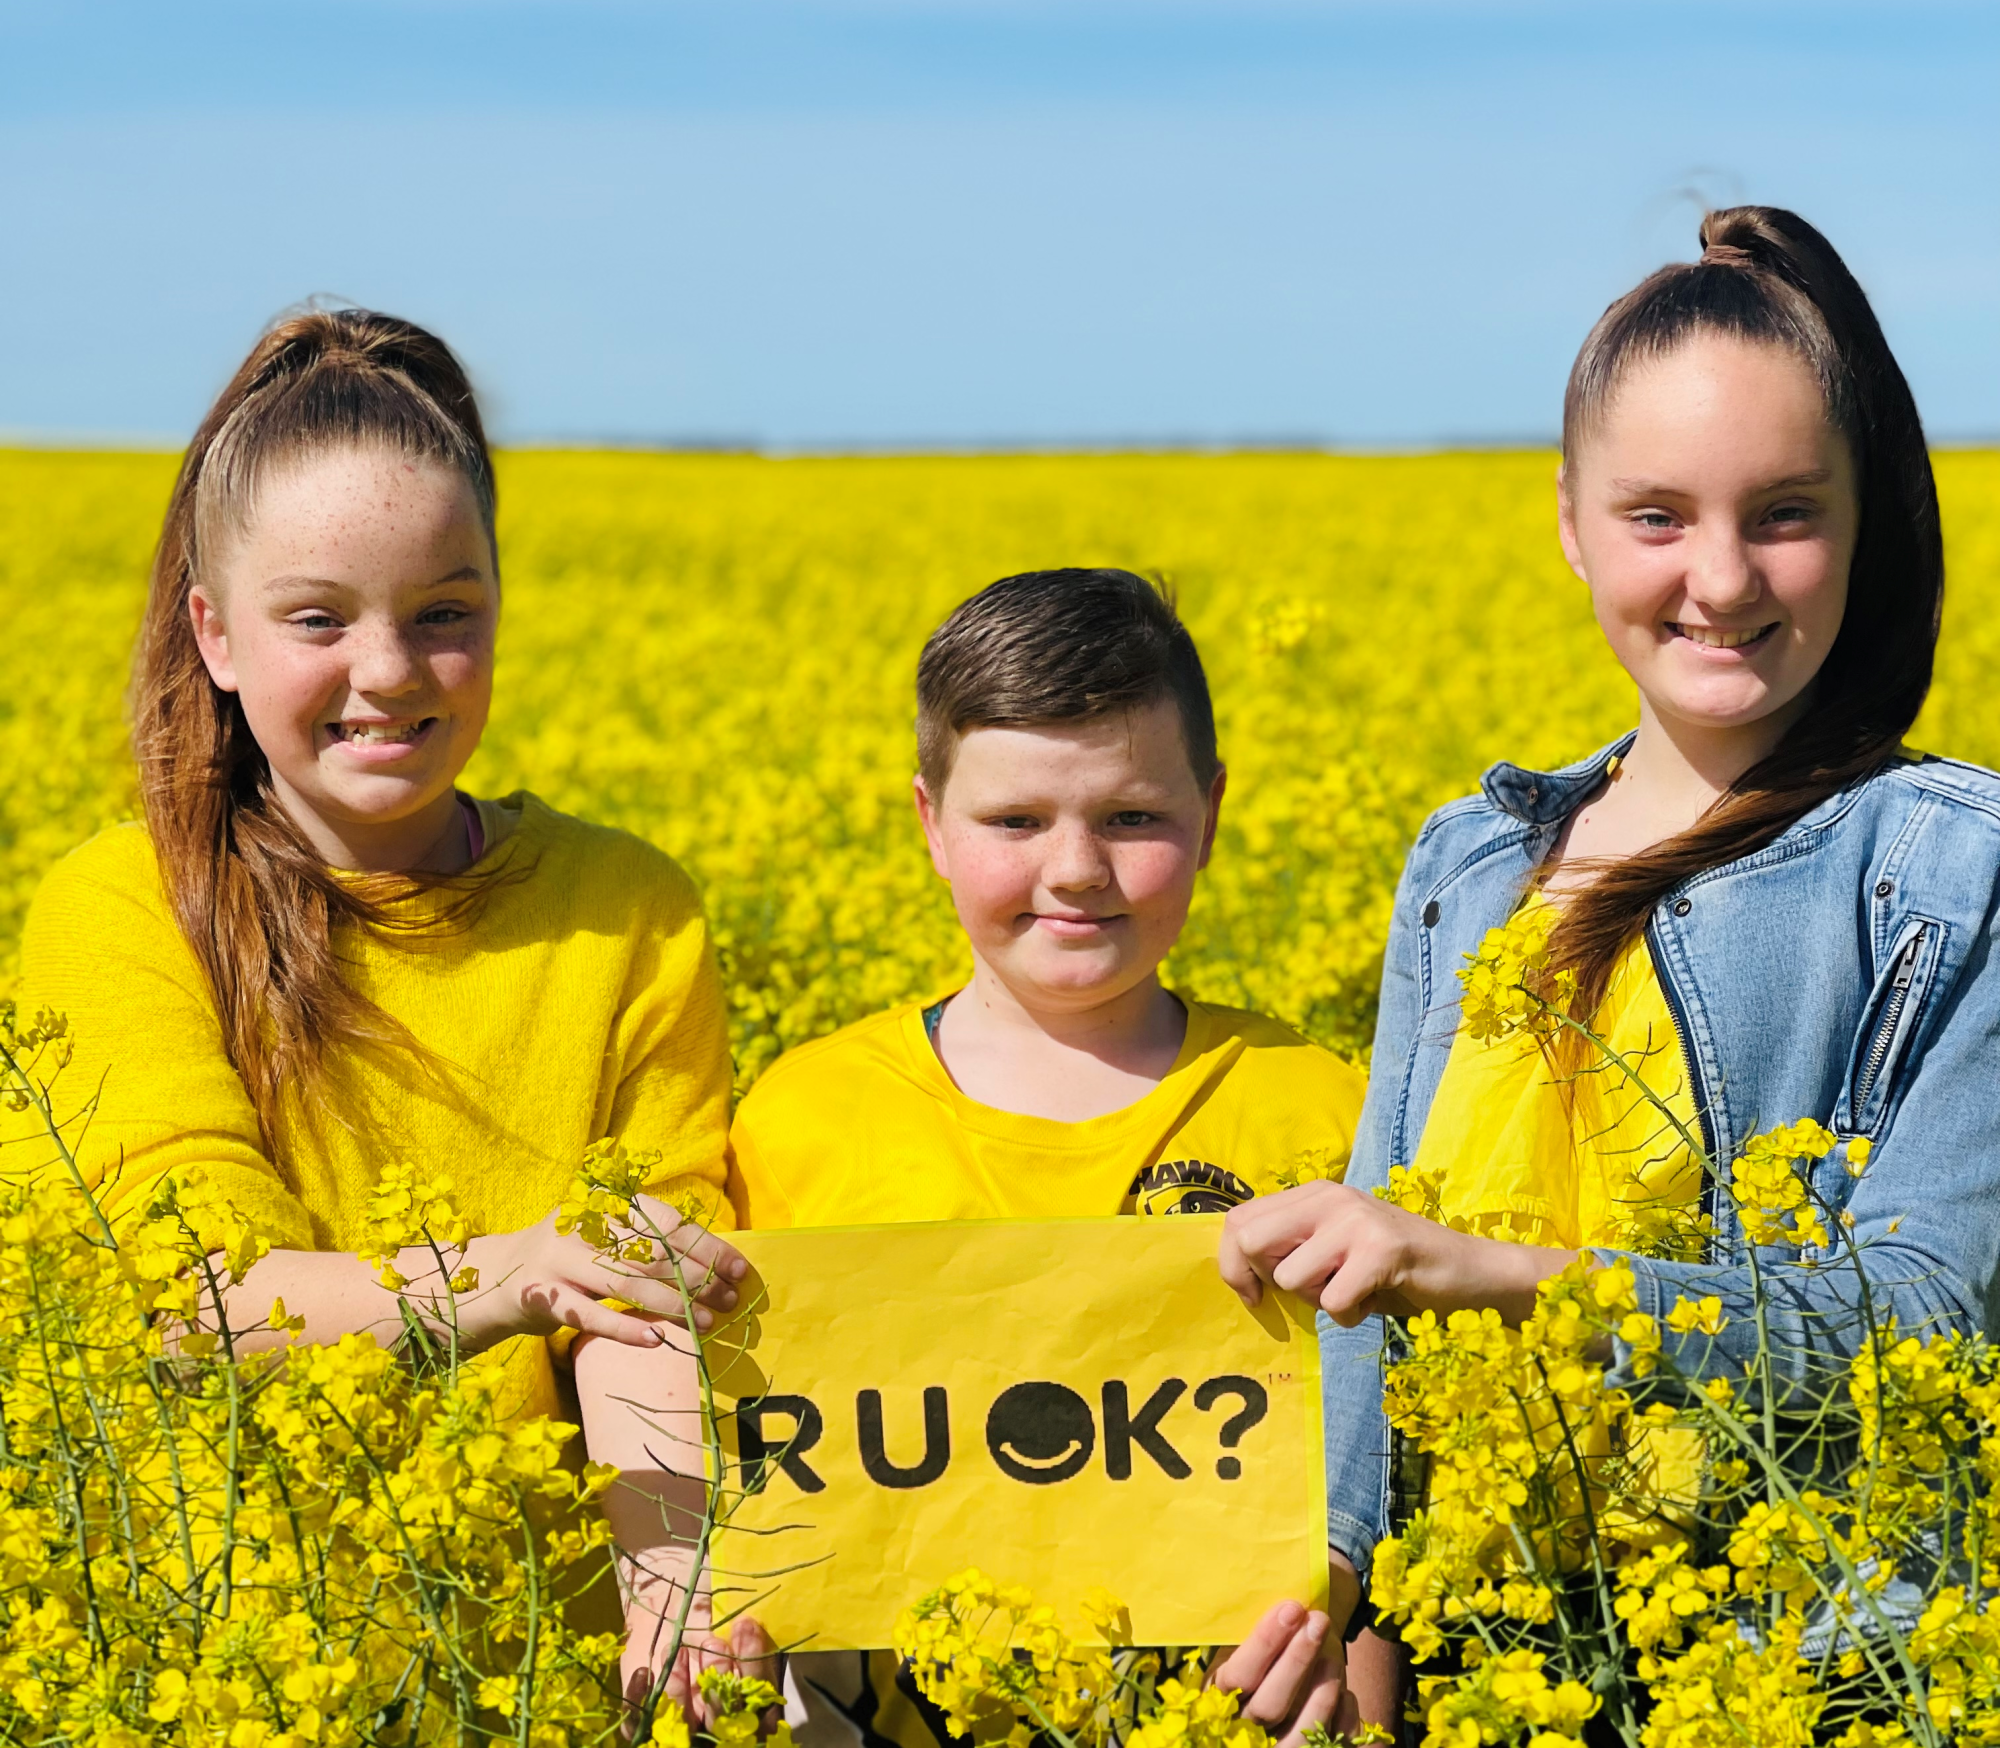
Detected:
left=1274, top=1657, right=1343, bottom=1748
left=1319, top=1233, right=1398, bottom=1326
left=1225, top=1186, right=1346, bottom=1284
left=630, top=1196, right=752, bottom=1291
left=727, top=1614, right=780, bottom=1675
left=1210, top=1599, right=1307, bottom=1694
left=1272, top=1672, right=1336, bottom=1744
left=672, top=1632, right=728, bottom=1727
left=579, top=1266, right=726, bottom=1330
left=1241, top=1614, right=1329, bottom=1728
left=1217, top=1210, right=1265, bottom=1307
left=1270, top=1228, right=1354, bottom=1305
left=1328, top=1674, right=1362, bottom=1742
left=539, top=1282, right=700, bottom=1346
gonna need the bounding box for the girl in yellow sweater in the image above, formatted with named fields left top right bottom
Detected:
left=15, top=308, right=747, bottom=1430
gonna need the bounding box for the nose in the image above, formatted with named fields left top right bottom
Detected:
left=1682, top=521, right=1764, bottom=618
left=1042, top=820, right=1111, bottom=894
left=345, top=619, right=425, bottom=700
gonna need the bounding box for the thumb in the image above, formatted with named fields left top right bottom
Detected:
left=727, top=1615, right=779, bottom=1668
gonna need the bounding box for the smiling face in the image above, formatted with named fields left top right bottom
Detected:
left=188, top=446, right=498, bottom=871
left=914, top=699, right=1224, bottom=1018
left=1559, top=332, right=1859, bottom=749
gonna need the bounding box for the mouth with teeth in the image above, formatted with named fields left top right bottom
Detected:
left=328, top=718, right=435, bottom=747
left=1669, top=622, right=1778, bottom=652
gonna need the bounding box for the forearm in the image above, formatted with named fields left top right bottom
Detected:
left=1346, top=1626, right=1405, bottom=1735
left=1604, top=1241, right=1977, bottom=1388
left=576, top=1330, right=712, bottom=1647
left=217, top=1232, right=506, bottom=1353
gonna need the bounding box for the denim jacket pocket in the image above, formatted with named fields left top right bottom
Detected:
left=1841, top=914, right=1947, bottom=1137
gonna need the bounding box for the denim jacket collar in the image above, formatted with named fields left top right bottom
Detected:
left=1478, top=732, right=1637, bottom=827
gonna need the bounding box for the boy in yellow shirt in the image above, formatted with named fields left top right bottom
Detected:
left=721, top=568, right=1388, bottom=1745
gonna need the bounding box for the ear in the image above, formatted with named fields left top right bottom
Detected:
left=1196, top=765, right=1228, bottom=872
left=912, top=775, right=952, bottom=881
left=187, top=585, right=241, bottom=693
left=1555, top=462, right=1589, bottom=584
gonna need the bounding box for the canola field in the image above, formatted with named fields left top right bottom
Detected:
left=3, top=448, right=1997, bottom=1084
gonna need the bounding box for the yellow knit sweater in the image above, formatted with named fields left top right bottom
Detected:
left=11, top=792, right=734, bottom=1421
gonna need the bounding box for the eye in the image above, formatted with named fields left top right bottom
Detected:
left=417, top=603, right=474, bottom=626
left=1765, top=502, right=1816, bottom=526
left=1631, top=509, right=1678, bottom=531
left=291, top=612, right=342, bottom=632
left=988, top=814, right=1040, bottom=832
left=1107, top=811, right=1157, bottom=829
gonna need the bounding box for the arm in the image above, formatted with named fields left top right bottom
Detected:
left=577, top=1327, right=776, bottom=1720
left=1224, top=899, right=2000, bottom=1394
left=219, top=1197, right=748, bottom=1354
left=15, top=832, right=745, bottom=1354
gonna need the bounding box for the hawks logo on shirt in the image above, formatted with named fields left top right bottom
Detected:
left=1126, top=1159, right=1257, bottom=1216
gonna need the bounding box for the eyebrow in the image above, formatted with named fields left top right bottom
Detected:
left=262, top=565, right=489, bottom=591
left=1608, top=468, right=1834, bottom=496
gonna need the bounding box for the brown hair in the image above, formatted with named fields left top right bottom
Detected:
left=132, top=307, right=499, bottom=1147
left=1547, top=207, right=1942, bottom=1017
left=915, top=568, right=1220, bottom=793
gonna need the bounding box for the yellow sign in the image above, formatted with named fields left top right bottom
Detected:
left=706, top=1216, right=1326, bottom=1650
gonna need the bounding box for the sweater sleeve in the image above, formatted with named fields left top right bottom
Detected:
left=601, top=851, right=736, bottom=1237
left=9, top=828, right=316, bottom=1249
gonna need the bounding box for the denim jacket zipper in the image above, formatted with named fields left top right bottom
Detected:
left=1853, top=922, right=1928, bottom=1118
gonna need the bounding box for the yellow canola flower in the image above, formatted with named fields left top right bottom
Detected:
left=1729, top=1119, right=1838, bottom=1249
left=1457, top=902, right=1578, bottom=1046
left=4, top=451, right=2000, bottom=1745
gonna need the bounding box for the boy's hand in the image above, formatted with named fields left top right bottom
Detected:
left=1211, top=1552, right=1364, bottom=1747
left=1210, top=1600, right=1355, bottom=1747
left=627, top=1615, right=781, bottom=1734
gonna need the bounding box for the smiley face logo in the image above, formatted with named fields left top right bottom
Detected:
left=985, top=1382, right=1096, bottom=1484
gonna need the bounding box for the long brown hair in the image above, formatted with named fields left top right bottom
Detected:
left=132, top=308, right=500, bottom=1147
left=1548, top=206, right=1943, bottom=1014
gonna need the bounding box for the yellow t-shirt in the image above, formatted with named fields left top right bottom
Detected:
left=1410, top=898, right=1705, bottom=1554
left=10, top=792, right=734, bottom=1425
left=729, top=996, right=1367, bottom=1231
left=1414, top=902, right=1702, bottom=1255
left=727, top=995, right=1365, bottom=1748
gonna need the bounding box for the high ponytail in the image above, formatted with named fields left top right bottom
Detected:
left=1548, top=207, right=1942, bottom=1016
left=132, top=307, right=500, bottom=1150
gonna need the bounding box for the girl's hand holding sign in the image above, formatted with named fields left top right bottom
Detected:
left=1219, top=1180, right=1574, bottom=1331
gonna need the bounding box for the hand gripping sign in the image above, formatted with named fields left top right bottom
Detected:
left=703, top=1215, right=1326, bottom=1649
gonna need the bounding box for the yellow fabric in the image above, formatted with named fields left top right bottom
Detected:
left=11, top=792, right=734, bottom=1426
left=729, top=996, right=1366, bottom=1230
left=727, top=995, right=1364, bottom=1748
left=1415, top=895, right=1702, bottom=1254
left=1415, top=892, right=1705, bottom=1550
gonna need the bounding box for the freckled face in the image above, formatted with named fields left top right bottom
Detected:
left=1559, top=333, right=1859, bottom=738
left=188, top=448, right=498, bottom=851
left=914, top=700, right=1224, bottom=1013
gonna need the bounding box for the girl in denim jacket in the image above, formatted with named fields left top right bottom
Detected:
left=1219, top=207, right=2000, bottom=1683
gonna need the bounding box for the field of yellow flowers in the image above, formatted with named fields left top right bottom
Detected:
left=4, top=447, right=1998, bottom=1080
left=3, top=448, right=2000, bottom=1748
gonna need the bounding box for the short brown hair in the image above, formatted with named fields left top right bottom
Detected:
left=916, top=568, right=1219, bottom=792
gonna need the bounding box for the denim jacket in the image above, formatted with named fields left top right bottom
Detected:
left=1322, top=736, right=2000, bottom=1578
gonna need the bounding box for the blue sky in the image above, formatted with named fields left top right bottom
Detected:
left=1, top=0, right=1994, bottom=447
